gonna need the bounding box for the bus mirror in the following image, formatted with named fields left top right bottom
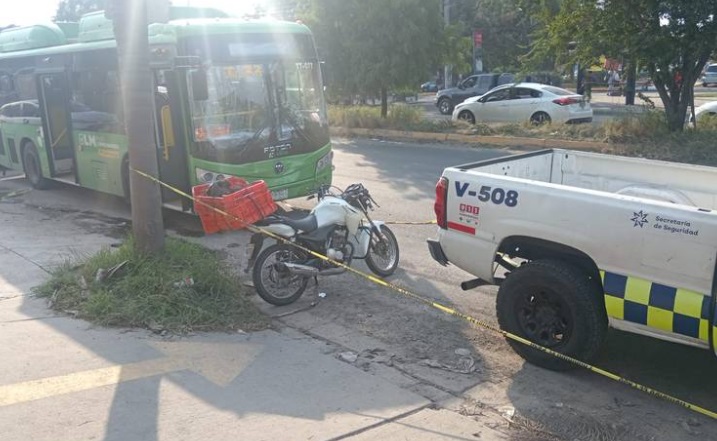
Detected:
left=189, top=69, right=209, bottom=101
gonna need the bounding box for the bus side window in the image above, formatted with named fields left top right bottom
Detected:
left=71, top=70, right=124, bottom=134
left=0, top=72, right=13, bottom=106
left=14, top=68, right=37, bottom=101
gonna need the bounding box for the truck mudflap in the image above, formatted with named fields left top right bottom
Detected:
left=427, top=239, right=449, bottom=266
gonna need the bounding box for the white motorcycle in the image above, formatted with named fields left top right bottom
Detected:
left=249, top=183, right=400, bottom=305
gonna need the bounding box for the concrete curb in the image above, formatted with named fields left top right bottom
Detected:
left=330, top=127, right=615, bottom=152
left=592, top=106, right=647, bottom=115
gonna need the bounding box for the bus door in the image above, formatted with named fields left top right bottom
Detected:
left=154, top=70, right=190, bottom=208
left=38, top=73, right=75, bottom=176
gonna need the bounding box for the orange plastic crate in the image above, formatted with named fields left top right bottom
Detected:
left=192, top=177, right=277, bottom=234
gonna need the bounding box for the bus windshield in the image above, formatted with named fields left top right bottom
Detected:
left=189, top=60, right=328, bottom=163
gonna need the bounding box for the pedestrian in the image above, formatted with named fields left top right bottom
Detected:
left=674, top=70, right=683, bottom=90
left=608, top=70, right=620, bottom=96
left=585, top=73, right=593, bottom=102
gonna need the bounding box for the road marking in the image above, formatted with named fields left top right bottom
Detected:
left=0, top=341, right=260, bottom=407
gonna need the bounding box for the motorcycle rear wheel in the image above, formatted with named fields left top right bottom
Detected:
left=365, top=225, right=400, bottom=277
left=252, top=243, right=310, bottom=306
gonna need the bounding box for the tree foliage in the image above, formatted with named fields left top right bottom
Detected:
left=516, top=0, right=563, bottom=71
left=55, top=0, right=103, bottom=22
left=529, top=0, right=717, bottom=131
left=473, top=0, right=533, bottom=72
left=303, top=0, right=444, bottom=116
left=441, top=25, right=473, bottom=76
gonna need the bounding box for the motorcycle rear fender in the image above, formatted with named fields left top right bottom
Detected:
left=262, top=223, right=296, bottom=238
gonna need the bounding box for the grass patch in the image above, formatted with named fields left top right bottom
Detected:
left=329, top=104, right=454, bottom=132
left=34, top=237, right=269, bottom=333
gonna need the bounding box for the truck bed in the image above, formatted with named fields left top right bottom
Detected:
left=456, top=149, right=717, bottom=210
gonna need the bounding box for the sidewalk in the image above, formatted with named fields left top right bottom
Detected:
left=0, top=183, right=508, bottom=441
left=589, top=89, right=716, bottom=114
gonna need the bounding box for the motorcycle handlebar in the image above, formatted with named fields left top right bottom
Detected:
left=310, top=183, right=377, bottom=210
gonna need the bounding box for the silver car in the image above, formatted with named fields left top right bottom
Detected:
left=702, top=64, right=717, bottom=87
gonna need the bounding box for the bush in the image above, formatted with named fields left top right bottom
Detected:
left=329, top=104, right=439, bottom=131
left=34, top=237, right=269, bottom=333
left=601, top=111, right=669, bottom=143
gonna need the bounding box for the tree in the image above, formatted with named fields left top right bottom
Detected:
left=529, top=0, right=717, bottom=131
left=441, top=25, right=473, bottom=77
left=304, top=0, right=444, bottom=117
left=55, top=0, right=102, bottom=21
left=472, top=0, right=533, bottom=72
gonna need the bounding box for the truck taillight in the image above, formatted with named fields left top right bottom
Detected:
left=434, top=176, right=448, bottom=229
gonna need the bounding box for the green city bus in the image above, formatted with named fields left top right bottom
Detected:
left=0, top=7, right=332, bottom=209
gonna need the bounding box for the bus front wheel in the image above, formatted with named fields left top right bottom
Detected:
left=22, top=142, right=50, bottom=190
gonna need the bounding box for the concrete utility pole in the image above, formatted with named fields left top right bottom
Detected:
left=107, top=0, right=165, bottom=253
left=443, top=0, right=452, bottom=88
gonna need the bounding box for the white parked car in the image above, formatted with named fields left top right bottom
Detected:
left=452, top=83, right=593, bottom=125
left=691, top=100, right=717, bottom=124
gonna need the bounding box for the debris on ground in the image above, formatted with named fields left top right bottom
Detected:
left=419, top=355, right=477, bottom=374
left=95, top=260, right=129, bottom=283
left=358, top=348, right=395, bottom=367
left=339, top=351, right=358, bottom=363
left=173, top=277, right=195, bottom=288
left=498, top=406, right=515, bottom=421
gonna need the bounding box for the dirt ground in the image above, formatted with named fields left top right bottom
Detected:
left=3, top=164, right=715, bottom=440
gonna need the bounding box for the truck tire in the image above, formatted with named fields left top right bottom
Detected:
left=496, top=260, right=607, bottom=371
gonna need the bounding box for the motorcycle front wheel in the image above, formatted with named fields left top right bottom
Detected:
left=365, top=225, right=400, bottom=277
left=252, top=243, right=310, bottom=306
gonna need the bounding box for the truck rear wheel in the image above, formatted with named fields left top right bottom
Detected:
left=496, top=260, right=606, bottom=371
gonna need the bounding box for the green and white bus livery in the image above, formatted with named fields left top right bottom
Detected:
left=0, top=7, right=332, bottom=208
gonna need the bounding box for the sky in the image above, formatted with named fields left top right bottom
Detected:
left=1, top=0, right=265, bottom=27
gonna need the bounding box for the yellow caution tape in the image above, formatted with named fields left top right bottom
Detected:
left=131, top=168, right=717, bottom=421
left=385, top=220, right=437, bottom=225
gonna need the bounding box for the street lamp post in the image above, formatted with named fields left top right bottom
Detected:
left=443, top=0, right=452, bottom=88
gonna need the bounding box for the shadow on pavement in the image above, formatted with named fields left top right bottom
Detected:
left=498, top=329, right=717, bottom=441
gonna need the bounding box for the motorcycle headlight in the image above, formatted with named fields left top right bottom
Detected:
left=316, top=151, right=333, bottom=173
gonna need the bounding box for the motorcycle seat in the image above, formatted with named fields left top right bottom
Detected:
left=256, top=213, right=318, bottom=232
left=281, top=214, right=318, bottom=232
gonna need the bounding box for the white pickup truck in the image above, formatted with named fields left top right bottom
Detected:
left=428, top=149, right=716, bottom=370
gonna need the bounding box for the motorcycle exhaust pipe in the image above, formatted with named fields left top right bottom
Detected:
left=276, top=262, right=346, bottom=277
left=277, top=262, right=319, bottom=276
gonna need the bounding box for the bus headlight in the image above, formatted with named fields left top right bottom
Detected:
left=196, top=168, right=227, bottom=183
left=316, top=151, right=333, bottom=173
